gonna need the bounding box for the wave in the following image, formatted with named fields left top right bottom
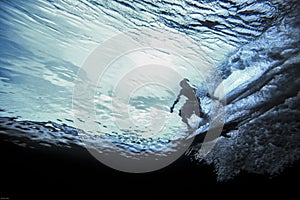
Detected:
left=0, top=0, right=299, bottom=180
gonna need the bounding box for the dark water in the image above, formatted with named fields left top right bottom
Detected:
left=1, top=0, right=300, bottom=194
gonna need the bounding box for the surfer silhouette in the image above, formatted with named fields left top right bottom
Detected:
left=170, top=78, right=205, bottom=127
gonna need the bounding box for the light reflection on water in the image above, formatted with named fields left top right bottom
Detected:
left=1, top=0, right=296, bottom=155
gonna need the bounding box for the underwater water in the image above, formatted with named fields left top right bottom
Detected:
left=0, top=0, right=299, bottom=182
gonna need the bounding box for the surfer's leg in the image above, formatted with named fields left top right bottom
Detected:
left=181, top=115, right=190, bottom=127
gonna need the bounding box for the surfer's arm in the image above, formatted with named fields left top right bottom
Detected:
left=170, top=93, right=181, bottom=113
left=207, top=93, right=226, bottom=106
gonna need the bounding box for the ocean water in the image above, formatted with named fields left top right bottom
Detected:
left=0, top=0, right=299, bottom=180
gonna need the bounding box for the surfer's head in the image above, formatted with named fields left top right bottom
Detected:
left=179, top=78, right=191, bottom=88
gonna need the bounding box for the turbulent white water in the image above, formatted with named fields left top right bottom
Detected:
left=0, top=0, right=299, bottom=180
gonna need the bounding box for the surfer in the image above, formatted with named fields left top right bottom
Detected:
left=170, top=78, right=205, bottom=127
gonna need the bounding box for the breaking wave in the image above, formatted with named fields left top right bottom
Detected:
left=0, top=0, right=299, bottom=180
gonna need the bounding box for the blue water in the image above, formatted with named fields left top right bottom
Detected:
left=0, top=0, right=288, bottom=124
left=0, top=0, right=299, bottom=179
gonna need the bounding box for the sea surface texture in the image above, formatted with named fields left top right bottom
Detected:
left=0, top=0, right=299, bottom=181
